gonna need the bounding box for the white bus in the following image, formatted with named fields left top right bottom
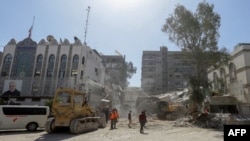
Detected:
left=0, top=105, right=50, bottom=131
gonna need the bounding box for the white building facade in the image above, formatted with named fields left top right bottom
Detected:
left=207, top=43, right=250, bottom=113
left=0, top=35, right=105, bottom=104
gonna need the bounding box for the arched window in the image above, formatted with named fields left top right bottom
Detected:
left=229, top=63, right=237, bottom=83
left=61, top=55, right=67, bottom=63
left=59, top=55, right=67, bottom=78
left=4, top=54, right=12, bottom=63
left=37, top=54, right=43, bottom=63
left=1, top=54, right=12, bottom=76
left=34, top=54, right=43, bottom=77
left=220, top=68, right=227, bottom=93
left=46, top=55, right=55, bottom=77
left=49, top=54, right=55, bottom=63
left=213, top=72, right=219, bottom=91
left=73, top=55, right=79, bottom=63
left=71, top=55, right=79, bottom=76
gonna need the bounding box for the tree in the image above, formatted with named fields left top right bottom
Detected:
left=162, top=1, right=229, bottom=107
left=124, top=61, right=137, bottom=87
left=105, top=61, right=137, bottom=89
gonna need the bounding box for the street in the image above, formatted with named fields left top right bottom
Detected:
left=0, top=118, right=224, bottom=141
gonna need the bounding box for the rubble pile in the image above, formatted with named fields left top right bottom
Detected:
left=226, top=114, right=250, bottom=125
left=191, top=113, right=227, bottom=130
left=171, top=113, right=230, bottom=130
left=171, top=117, right=194, bottom=128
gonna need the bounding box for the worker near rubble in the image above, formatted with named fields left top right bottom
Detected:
left=128, top=110, right=132, bottom=128
left=109, top=108, right=115, bottom=129
left=139, top=111, right=147, bottom=133
left=113, top=108, right=119, bottom=129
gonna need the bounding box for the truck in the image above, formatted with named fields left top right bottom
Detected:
left=45, top=88, right=107, bottom=134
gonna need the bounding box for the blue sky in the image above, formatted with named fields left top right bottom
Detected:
left=1, top=0, right=250, bottom=87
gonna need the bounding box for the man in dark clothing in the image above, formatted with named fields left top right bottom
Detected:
left=128, top=110, right=132, bottom=128
left=139, top=111, right=147, bottom=133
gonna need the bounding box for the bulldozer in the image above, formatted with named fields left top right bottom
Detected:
left=136, top=95, right=187, bottom=120
left=156, top=100, right=187, bottom=120
left=45, top=88, right=107, bottom=134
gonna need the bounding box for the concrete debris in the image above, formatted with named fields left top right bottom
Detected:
left=226, top=114, right=250, bottom=125
left=171, top=113, right=230, bottom=130
left=171, top=117, right=195, bottom=128
left=191, top=113, right=226, bottom=130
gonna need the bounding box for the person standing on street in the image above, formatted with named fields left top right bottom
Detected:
left=113, top=108, right=119, bottom=129
left=128, top=110, right=132, bottom=128
left=139, top=111, right=147, bottom=133
left=109, top=109, right=115, bottom=130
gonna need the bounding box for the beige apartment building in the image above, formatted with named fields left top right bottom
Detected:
left=141, top=46, right=195, bottom=95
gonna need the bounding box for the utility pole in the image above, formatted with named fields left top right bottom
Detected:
left=84, top=6, right=91, bottom=45
left=78, top=6, right=90, bottom=91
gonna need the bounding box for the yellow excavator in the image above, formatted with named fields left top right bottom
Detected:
left=156, top=100, right=187, bottom=120
left=45, top=88, right=107, bottom=134
left=136, top=96, right=186, bottom=120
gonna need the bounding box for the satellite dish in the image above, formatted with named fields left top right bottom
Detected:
left=47, top=35, right=54, bottom=42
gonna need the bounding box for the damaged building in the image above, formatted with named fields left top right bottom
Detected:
left=207, top=43, right=250, bottom=114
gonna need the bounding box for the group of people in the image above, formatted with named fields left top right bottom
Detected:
left=109, top=108, right=147, bottom=133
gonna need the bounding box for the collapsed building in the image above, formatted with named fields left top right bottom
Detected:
left=136, top=89, right=188, bottom=120
left=136, top=86, right=250, bottom=129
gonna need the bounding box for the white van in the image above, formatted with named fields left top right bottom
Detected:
left=0, top=105, right=50, bottom=131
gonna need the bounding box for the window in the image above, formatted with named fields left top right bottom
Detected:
left=71, top=55, right=79, bottom=76
left=213, top=72, right=219, bottom=91
left=2, top=54, right=12, bottom=77
left=34, top=55, right=43, bottom=77
left=71, top=70, right=78, bottom=76
left=47, top=55, right=55, bottom=77
left=82, top=56, right=85, bottom=65
left=73, top=55, right=79, bottom=63
left=59, top=71, right=65, bottom=78
left=57, top=92, right=71, bottom=104
left=49, top=55, right=55, bottom=62
left=229, top=63, right=236, bottom=82
left=37, top=54, right=43, bottom=63
left=95, top=68, right=98, bottom=75
left=47, top=70, right=53, bottom=77
left=3, top=107, right=47, bottom=115
left=61, top=55, right=67, bottom=63
left=4, top=54, right=12, bottom=63
left=58, top=55, right=67, bottom=78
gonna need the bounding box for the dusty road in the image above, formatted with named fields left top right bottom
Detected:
left=0, top=118, right=223, bottom=141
